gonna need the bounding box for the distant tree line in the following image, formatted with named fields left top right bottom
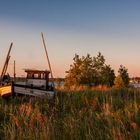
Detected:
left=65, top=52, right=129, bottom=87
left=130, top=77, right=140, bottom=83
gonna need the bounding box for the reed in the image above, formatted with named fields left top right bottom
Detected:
left=0, top=88, right=140, bottom=139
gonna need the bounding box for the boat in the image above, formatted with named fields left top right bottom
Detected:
left=0, top=33, right=55, bottom=99
left=13, top=69, right=55, bottom=99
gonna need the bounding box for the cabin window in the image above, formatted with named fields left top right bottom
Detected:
left=26, top=71, right=49, bottom=79
left=41, top=74, right=44, bottom=79
left=34, top=74, right=38, bottom=79
left=27, top=73, right=32, bottom=78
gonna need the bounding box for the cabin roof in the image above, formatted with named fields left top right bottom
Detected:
left=25, top=69, right=50, bottom=74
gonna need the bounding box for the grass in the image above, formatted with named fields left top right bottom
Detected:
left=0, top=88, right=140, bottom=139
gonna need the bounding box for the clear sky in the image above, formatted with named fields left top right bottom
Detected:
left=0, top=0, right=140, bottom=77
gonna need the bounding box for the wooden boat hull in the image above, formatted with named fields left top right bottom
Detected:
left=0, top=85, right=12, bottom=96
left=14, top=86, right=54, bottom=99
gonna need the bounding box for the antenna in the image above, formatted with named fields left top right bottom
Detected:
left=41, top=32, right=55, bottom=88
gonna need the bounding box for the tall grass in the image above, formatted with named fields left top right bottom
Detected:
left=0, top=88, right=140, bottom=139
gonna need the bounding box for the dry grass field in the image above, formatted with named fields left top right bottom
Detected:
left=0, top=88, right=140, bottom=140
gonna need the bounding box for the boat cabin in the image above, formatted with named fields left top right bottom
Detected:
left=25, top=69, right=51, bottom=90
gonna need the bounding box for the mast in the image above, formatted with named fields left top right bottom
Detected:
left=41, top=32, right=55, bottom=88
left=1, top=43, right=13, bottom=80
left=14, top=60, right=16, bottom=80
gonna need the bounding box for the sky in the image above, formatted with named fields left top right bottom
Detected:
left=0, top=0, right=140, bottom=77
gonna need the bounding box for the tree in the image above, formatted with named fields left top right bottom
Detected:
left=114, top=75, right=125, bottom=88
left=65, top=54, right=93, bottom=86
left=92, top=52, right=105, bottom=85
left=101, top=65, right=115, bottom=86
left=118, top=65, right=129, bottom=87
left=65, top=52, right=115, bottom=87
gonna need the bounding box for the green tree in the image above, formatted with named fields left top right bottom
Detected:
left=101, top=65, right=115, bottom=86
left=65, top=52, right=115, bottom=87
left=118, top=65, right=129, bottom=87
left=92, top=52, right=105, bottom=85
left=65, top=54, right=93, bottom=86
